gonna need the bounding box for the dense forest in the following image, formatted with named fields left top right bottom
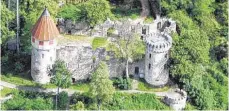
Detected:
left=1, top=0, right=228, bottom=110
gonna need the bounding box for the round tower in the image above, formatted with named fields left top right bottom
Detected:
left=31, top=8, right=60, bottom=84
left=144, top=32, right=172, bottom=86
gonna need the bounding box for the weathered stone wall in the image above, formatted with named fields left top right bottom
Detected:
left=56, top=43, right=145, bottom=81
left=31, top=47, right=56, bottom=84
left=56, top=43, right=105, bottom=81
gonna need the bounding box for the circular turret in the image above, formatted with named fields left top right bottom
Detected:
left=144, top=32, right=172, bottom=86
left=31, top=8, right=60, bottom=84
left=145, top=33, right=172, bottom=53
left=164, top=89, right=187, bottom=110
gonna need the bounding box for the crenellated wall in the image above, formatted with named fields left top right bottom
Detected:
left=164, top=89, right=187, bottom=110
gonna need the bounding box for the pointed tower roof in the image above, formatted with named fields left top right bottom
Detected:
left=31, top=8, right=59, bottom=41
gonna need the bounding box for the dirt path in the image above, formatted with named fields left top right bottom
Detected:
left=133, top=0, right=151, bottom=24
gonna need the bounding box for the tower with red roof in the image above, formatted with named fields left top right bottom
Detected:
left=31, top=8, right=59, bottom=84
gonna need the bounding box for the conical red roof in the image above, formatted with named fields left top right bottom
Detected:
left=32, top=8, right=59, bottom=41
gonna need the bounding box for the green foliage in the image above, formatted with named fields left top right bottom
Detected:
left=70, top=101, right=85, bottom=110
left=89, top=61, right=115, bottom=109
left=161, top=0, right=228, bottom=110
left=51, top=60, right=72, bottom=88
left=57, top=4, right=82, bottom=21
left=2, top=91, right=54, bottom=110
left=112, top=77, right=132, bottom=90
left=92, top=37, right=107, bottom=50
left=103, top=93, right=170, bottom=110
left=111, top=7, right=141, bottom=20
left=0, top=1, right=15, bottom=45
left=14, top=62, right=25, bottom=73
left=70, top=92, right=93, bottom=105
left=58, top=91, right=69, bottom=110
left=81, top=0, right=114, bottom=26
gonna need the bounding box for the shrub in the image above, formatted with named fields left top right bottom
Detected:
left=2, top=91, right=54, bottom=110
left=14, top=62, right=25, bottom=73
left=103, top=93, right=169, bottom=110
left=70, top=101, right=85, bottom=110
left=113, top=77, right=132, bottom=90
left=58, top=91, right=69, bottom=110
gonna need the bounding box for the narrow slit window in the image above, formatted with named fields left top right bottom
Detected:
left=42, top=54, right=44, bottom=58
left=149, top=64, right=151, bottom=69
left=149, top=54, right=151, bottom=58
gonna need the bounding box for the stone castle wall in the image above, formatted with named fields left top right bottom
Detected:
left=56, top=43, right=145, bottom=81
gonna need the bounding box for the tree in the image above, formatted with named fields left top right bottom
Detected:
left=108, top=20, right=145, bottom=78
left=81, top=0, right=114, bottom=26
left=0, top=1, right=15, bottom=45
left=89, top=61, right=115, bottom=110
left=58, top=91, right=69, bottom=110
left=50, top=60, right=72, bottom=110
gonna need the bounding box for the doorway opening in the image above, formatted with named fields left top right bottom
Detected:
left=72, top=78, right=76, bottom=83
left=135, top=67, right=139, bottom=75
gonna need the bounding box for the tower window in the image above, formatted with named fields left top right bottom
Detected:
left=149, top=54, right=151, bottom=58
left=142, top=28, right=146, bottom=34
left=50, top=57, right=52, bottom=61
left=39, top=41, right=44, bottom=45
left=42, top=54, right=44, bottom=58
left=148, top=64, right=151, bottom=69
left=165, top=54, right=168, bottom=58
left=157, top=22, right=161, bottom=29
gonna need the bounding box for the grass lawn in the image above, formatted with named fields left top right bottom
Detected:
left=69, top=82, right=90, bottom=92
left=0, top=87, right=15, bottom=98
left=92, top=37, right=108, bottom=50
left=58, top=34, right=93, bottom=45
left=137, top=79, right=170, bottom=92
left=0, top=74, right=36, bottom=86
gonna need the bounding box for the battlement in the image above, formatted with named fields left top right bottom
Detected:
left=152, top=17, right=176, bottom=34
left=145, top=33, right=172, bottom=53
left=164, top=89, right=187, bottom=110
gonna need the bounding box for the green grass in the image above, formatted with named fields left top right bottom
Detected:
left=0, top=87, right=14, bottom=98
left=102, top=92, right=170, bottom=110
left=58, top=34, right=93, bottom=45
left=144, top=17, right=154, bottom=23
left=0, top=74, right=36, bottom=86
left=92, top=37, right=108, bottom=50
left=69, top=83, right=90, bottom=92
left=41, top=84, right=57, bottom=89
left=184, top=102, right=197, bottom=110
left=137, top=79, right=170, bottom=92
